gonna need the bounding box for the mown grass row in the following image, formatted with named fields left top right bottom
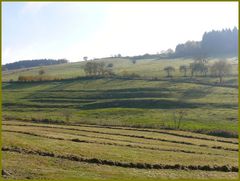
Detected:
left=2, top=146, right=238, bottom=172
left=3, top=123, right=237, bottom=152
left=2, top=129, right=227, bottom=157
left=3, top=151, right=238, bottom=180
left=5, top=119, right=238, bottom=144
left=3, top=122, right=238, bottom=162
left=2, top=121, right=238, bottom=180
left=3, top=122, right=237, bottom=158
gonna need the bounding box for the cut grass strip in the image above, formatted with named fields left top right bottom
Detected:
left=5, top=124, right=236, bottom=157
left=4, top=120, right=238, bottom=144
left=2, top=129, right=225, bottom=157
left=2, top=146, right=238, bottom=172
left=2, top=152, right=238, bottom=180
left=3, top=123, right=238, bottom=152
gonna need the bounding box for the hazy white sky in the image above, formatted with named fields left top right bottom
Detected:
left=2, top=2, right=238, bottom=64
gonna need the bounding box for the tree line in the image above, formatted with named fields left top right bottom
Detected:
left=83, top=62, right=114, bottom=76
left=163, top=59, right=232, bottom=83
left=2, top=59, right=69, bottom=71
left=111, top=27, right=238, bottom=63
left=175, top=27, right=238, bottom=58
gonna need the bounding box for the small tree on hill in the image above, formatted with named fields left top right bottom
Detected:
left=107, top=63, right=113, bottom=68
left=189, top=61, right=208, bottom=77
left=131, top=59, right=136, bottom=64
left=62, top=110, right=72, bottom=122
left=164, top=66, right=175, bottom=77
left=39, top=69, right=45, bottom=76
left=210, top=60, right=232, bottom=83
left=83, top=56, right=88, bottom=61
left=179, top=65, right=188, bottom=77
left=173, top=110, right=187, bottom=129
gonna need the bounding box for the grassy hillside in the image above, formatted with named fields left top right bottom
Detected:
left=2, top=76, right=238, bottom=135
left=2, top=57, right=238, bottom=83
left=2, top=56, right=238, bottom=179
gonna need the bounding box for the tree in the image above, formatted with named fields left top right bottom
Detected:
left=210, top=60, right=232, bottom=83
left=83, top=56, right=88, bottom=61
left=3, top=59, right=68, bottom=71
left=175, top=41, right=201, bottom=57
left=164, top=66, right=175, bottom=77
left=84, top=62, right=94, bottom=76
left=131, top=59, right=136, bottom=64
left=173, top=110, right=187, bottom=129
left=189, top=60, right=208, bottom=77
left=39, top=69, right=45, bottom=75
left=179, top=65, right=188, bottom=77
left=84, top=61, right=114, bottom=77
left=97, top=62, right=105, bottom=75
left=62, top=110, right=72, bottom=122
left=107, top=63, right=113, bottom=68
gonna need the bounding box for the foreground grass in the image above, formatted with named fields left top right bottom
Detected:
left=2, top=121, right=238, bottom=179
left=3, top=152, right=238, bottom=180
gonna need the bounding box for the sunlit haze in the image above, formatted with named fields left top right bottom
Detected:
left=2, top=2, right=238, bottom=64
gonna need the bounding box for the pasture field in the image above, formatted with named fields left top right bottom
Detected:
left=2, top=120, right=239, bottom=179
left=2, top=76, right=238, bottom=135
left=2, top=57, right=239, bottom=179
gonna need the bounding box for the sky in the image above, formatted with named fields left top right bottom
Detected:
left=2, top=2, right=238, bottom=64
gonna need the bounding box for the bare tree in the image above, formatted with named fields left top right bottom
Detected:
left=84, top=61, right=114, bottom=77
left=189, top=61, right=208, bottom=77
left=38, top=69, right=45, bottom=76
left=62, top=110, right=72, bottom=122
left=179, top=65, right=188, bottom=77
left=210, top=60, right=232, bottom=83
left=83, top=56, right=88, bottom=61
left=97, top=62, right=105, bottom=75
left=164, top=66, right=175, bottom=77
left=173, top=110, right=187, bottom=129
left=131, top=59, right=136, bottom=64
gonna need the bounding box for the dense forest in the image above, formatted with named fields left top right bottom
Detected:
left=174, top=27, right=238, bottom=58
left=2, top=59, right=69, bottom=71
left=131, top=27, right=238, bottom=60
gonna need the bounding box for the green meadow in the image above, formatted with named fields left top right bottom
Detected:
left=2, top=57, right=239, bottom=179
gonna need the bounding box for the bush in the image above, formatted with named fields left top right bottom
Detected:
left=17, top=75, right=60, bottom=82
left=121, top=71, right=140, bottom=78
left=195, top=129, right=238, bottom=138
left=107, top=63, right=113, bottom=68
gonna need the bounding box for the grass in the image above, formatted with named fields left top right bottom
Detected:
left=2, top=56, right=238, bottom=179
left=2, top=121, right=238, bottom=179
left=3, top=152, right=238, bottom=180
left=2, top=57, right=238, bottom=82
left=2, top=75, right=238, bottom=135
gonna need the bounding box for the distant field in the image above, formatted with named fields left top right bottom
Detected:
left=2, top=120, right=238, bottom=179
